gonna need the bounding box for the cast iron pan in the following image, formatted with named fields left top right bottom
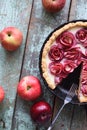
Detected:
left=39, top=20, right=87, bottom=105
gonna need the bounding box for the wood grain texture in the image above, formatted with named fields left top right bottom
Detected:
left=0, top=0, right=87, bottom=130
left=0, top=0, right=33, bottom=130
left=52, top=99, right=74, bottom=130
left=69, top=0, right=87, bottom=21
left=12, top=0, right=71, bottom=130
left=70, top=105, right=87, bottom=130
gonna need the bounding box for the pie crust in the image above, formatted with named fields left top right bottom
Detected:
left=41, top=21, right=87, bottom=102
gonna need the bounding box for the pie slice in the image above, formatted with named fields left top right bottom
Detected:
left=41, top=21, right=87, bottom=103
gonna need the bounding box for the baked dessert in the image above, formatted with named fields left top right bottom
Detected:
left=41, top=21, right=87, bottom=103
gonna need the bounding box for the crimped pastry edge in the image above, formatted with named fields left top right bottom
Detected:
left=41, top=21, right=87, bottom=90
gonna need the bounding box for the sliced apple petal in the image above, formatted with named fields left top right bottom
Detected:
left=48, top=45, right=64, bottom=61
left=81, top=85, right=87, bottom=96
left=76, top=28, right=87, bottom=43
left=55, top=76, right=63, bottom=84
left=56, top=31, right=75, bottom=49
left=49, top=62, right=63, bottom=76
left=63, top=60, right=77, bottom=74
left=64, top=47, right=82, bottom=60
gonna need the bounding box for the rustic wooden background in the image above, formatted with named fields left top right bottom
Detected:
left=0, top=0, right=87, bottom=130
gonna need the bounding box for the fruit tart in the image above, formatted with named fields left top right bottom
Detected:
left=40, top=21, right=87, bottom=103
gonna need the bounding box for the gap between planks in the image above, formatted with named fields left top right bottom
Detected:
left=11, top=0, right=34, bottom=130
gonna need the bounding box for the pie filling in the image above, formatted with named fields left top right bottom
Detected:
left=41, top=22, right=87, bottom=102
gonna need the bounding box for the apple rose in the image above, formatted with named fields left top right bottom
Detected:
left=55, top=72, right=68, bottom=84
left=64, top=47, right=81, bottom=60
left=84, top=49, right=87, bottom=57
left=56, top=31, right=75, bottom=49
left=48, top=45, right=64, bottom=61
left=76, top=28, right=87, bottom=42
left=76, top=28, right=87, bottom=47
left=83, top=62, right=87, bottom=71
left=81, top=77, right=87, bottom=85
left=49, top=62, right=63, bottom=76
left=80, top=50, right=87, bottom=62
left=63, top=60, right=77, bottom=74
left=55, top=76, right=63, bottom=84
left=81, top=85, right=87, bottom=96
left=81, top=67, right=87, bottom=84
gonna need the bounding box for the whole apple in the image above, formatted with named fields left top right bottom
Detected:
left=0, top=86, right=5, bottom=103
left=42, top=0, right=66, bottom=13
left=30, top=101, right=52, bottom=124
left=17, top=76, right=42, bottom=101
left=0, top=27, right=23, bottom=51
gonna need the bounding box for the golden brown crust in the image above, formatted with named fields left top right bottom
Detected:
left=78, top=92, right=87, bottom=102
left=41, top=21, right=87, bottom=90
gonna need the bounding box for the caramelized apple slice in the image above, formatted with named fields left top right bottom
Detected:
left=81, top=85, right=87, bottom=96
left=48, top=45, right=64, bottom=61
left=76, top=29, right=87, bottom=42
left=49, top=62, right=63, bottom=76
left=55, top=76, right=63, bottom=84
left=64, top=47, right=82, bottom=60
left=78, top=62, right=87, bottom=100
left=56, top=31, right=75, bottom=49
left=76, top=28, right=87, bottom=47
left=63, top=60, right=77, bottom=74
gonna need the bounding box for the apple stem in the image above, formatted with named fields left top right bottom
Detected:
left=27, top=86, right=31, bottom=90
left=8, top=33, right=11, bottom=37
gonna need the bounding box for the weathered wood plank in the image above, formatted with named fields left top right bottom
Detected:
left=12, top=0, right=71, bottom=130
left=70, top=105, right=87, bottom=130
left=69, top=0, right=87, bottom=129
left=0, top=0, right=33, bottom=130
left=69, top=0, right=87, bottom=21
left=52, top=98, right=74, bottom=130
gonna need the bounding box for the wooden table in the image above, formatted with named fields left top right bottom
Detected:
left=0, top=0, right=87, bottom=130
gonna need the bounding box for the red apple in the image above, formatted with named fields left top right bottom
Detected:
left=17, top=76, right=42, bottom=101
left=0, top=27, right=23, bottom=51
left=30, top=101, right=52, bottom=124
left=42, top=0, right=66, bottom=13
left=0, top=86, right=5, bottom=103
